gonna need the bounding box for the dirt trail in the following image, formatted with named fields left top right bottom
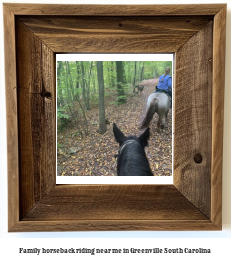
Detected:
left=57, top=78, right=172, bottom=176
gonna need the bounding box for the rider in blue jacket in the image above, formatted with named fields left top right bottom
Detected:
left=156, top=67, right=172, bottom=107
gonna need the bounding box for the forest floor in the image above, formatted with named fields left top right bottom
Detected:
left=57, top=78, right=172, bottom=176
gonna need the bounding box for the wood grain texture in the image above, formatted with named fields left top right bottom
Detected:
left=14, top=185, right=218, bottom=232
left=16, top=20, right=56, bottom=219
left=4, top=3, right=226, bottom=231
left=211, top=5, right=226, bottom=228
left=3, top=4, right=20, bottom=231
left=22, top=185, right=207, bottom=221
left=3, top=3, right=226, bottom=16
left=174, top=22, right=213, bottom=218
left=18, top=16, right=213, bottom=53
left=11, top=220, right=218, bottom=232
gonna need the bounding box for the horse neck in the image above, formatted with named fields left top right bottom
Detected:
left=117, top=142, right=152, bottom=176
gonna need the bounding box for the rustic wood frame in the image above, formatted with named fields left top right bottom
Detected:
left=4, top=4, right=226, bottom=232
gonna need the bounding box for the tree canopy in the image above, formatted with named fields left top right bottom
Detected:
left=57, top=60, right=172, bottom=135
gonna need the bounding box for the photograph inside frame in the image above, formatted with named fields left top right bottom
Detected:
left=56, top=54, right=174, bottom=184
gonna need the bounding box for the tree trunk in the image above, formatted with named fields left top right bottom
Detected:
left=96, top=61, right=106, bottom=134
left=116, top=61, right=126, bottom=104
left=110, top=61, right=116, bottom=88
left=133, top=61, right=137, bottom=86
left=57, top=61, right=63, bottom=107
left=75, top=61, right=80, bottom=100
left=85, top=61, right=93, bottom=110
left=67, top=61, right=88, bottom=136
left=80, top=61, right=87, bottom=110
left=140, top=62, right=145, bottom=81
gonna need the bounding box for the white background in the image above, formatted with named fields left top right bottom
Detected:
left=1, top=0, right=231, bottom=260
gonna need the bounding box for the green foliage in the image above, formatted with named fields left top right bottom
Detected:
left=57, top=143, right=63, bottom=148
left=109, top=101, right=118, bottom=106
left=116, top=95, right=127, bottom=105
left=57, top=107, right=69, bottom=120
left=57, top=61, right=172, bottom=104
left=57, top=59, right=172, bottom=134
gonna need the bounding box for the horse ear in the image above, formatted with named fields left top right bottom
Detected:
left=113, top=123, right=126, bottom=145
left=139, top=127, right=150, bottom=147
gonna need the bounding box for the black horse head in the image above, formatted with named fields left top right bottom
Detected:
left=113, top=123, right=153, bottom=176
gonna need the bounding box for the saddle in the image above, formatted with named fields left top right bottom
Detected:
left=155, top=89, right=172, bottom=107
left=155, top=89, right=171, bottom=100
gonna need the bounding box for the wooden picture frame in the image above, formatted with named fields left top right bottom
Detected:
left=4, top=3, right=226, bottom=231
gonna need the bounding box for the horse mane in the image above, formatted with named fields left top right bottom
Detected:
left=117, top=136, right=153, bottom=176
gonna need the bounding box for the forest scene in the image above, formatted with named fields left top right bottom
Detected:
left=57, top=60, right=173, bottom=177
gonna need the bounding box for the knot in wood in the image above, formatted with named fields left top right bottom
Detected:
left=40, top=90, right=52, bottom=99
left=194, top=153, right=203, bottom=164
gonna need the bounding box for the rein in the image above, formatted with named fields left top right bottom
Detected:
left=114, top=139, right=142, bottom=162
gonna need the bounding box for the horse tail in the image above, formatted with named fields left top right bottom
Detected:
left=140, top=98, right=158, bottom=129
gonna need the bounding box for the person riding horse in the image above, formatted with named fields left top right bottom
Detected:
left=156, top=67, right=172, bottom=108
left=140, top=67, right=172, bottom=131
